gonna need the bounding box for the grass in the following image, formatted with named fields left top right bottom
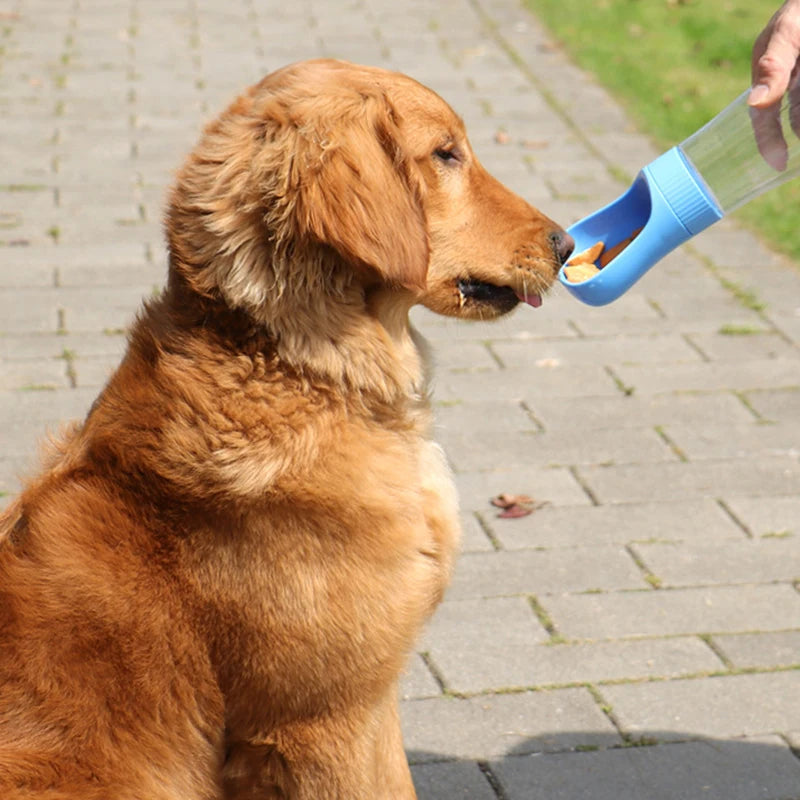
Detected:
left=525, top=0, right=800, bottom=262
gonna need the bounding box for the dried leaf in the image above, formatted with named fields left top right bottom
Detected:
left=491, top=493, right=534, bottom=509
left=497, top=505, right=534, bottom=519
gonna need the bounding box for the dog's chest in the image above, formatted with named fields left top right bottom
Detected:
left=192, top=435, right=460, bottom=728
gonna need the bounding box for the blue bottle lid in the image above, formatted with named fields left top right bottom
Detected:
left=558, top=146, right=723, bottom=306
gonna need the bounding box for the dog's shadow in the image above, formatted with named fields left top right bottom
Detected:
left=408, top=732, right=800, bottom=799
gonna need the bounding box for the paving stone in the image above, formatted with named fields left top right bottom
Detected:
left=0, top=357, right=70, bottom=391
left=492, top=334, right=702, bottom=369
left=542, top=585, right=800, bottom=640
left=632, top=539, right=800, bottom=588
left=579, top=458, right=800, bottom=504
left=485, top=498, right=747, bottom=550
left=454, top=467, right=590, bottom=511
left=411, top=761, right=495, bottom=800
left=724, top=495, right=800, bottom=536
left=613, top=359, right=800, bottom=395
left=424, top=599, right=721, bottom=691
left=0, top=332, right=126, bottom=360
left=57, top=286, right=153, bottom=332
left=491, top=736, right=800, bottom=800
left=712, top=632, right=800, bottom=670
left=434, top=400, right=537, bottom=435
left=71, top=355, right=123, bottom=388
left=400, top=653, right=442, bottom=701
left=402, top=689, right=622, bottom=762
left=410, top=306, right=576, bottom=343
left=528, top=391, right=756, bottom=432
left=0, top=386, right=96, bottom=423
left=433, top=364, right=621, bottom=404
left=420, top=596, right=548, bottom=692
left=687, top=330, right=798, bottom=361
left=602, top=672, right=800, bottom=740
left=446, top=546, right=646, bottom=599
left=745, top=387, right=800, bottom=422
left=663, top=420, right=800, bottom=461
left=458, top=511, right=495, bottom=553
left=440, top=426, right=675, bottom=472
left=0, top=288, right=59, bottom=334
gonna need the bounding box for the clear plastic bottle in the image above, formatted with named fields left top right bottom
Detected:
left=681, top=89, right=800, bottom=212
left=560, top=88, right=800, bottom=306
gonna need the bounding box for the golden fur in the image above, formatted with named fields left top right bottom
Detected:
left=0, top=60, right=569, bottom=799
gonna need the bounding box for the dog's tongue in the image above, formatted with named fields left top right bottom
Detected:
left=516, top=292, right=542, bottom=308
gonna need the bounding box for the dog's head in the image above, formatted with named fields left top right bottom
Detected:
left=166, top=59, right=571, bottom=331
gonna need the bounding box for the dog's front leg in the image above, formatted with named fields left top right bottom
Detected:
left=222, top=689, right=416, bottom=800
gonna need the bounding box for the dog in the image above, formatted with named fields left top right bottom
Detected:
left=0, top=59, right=572, bottom=799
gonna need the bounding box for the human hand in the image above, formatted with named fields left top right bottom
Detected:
left=749, top=0, right=800, bottom=170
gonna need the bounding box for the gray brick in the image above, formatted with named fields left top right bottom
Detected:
left=632, top=539, right=800, bottom=588
left=399, top=653, right=442, bottom=701
left=492, top=334, right=702, bottom=369
left=410, top=306, right=576, bottom=343
left=441, top=426, right=675, bottom=472
left=0, top=288, right=59, bottom=333
left=402, top=689, right=621, bottom=762
left=542, top=585, right=800, bottom=640
left=433, top=364, right=621, bottom=404
left=420, top=597, right=548, bottom=692
left=529, top=391, right=756, bottom=432
left=487, top=499, right=746, bottom=550
left=411, top=761, right=495, bottom=800
left=57, top=286, right=151, bottom=333
left=425, top=600, right=721, bottom=691
left=446, top=547, right=646, bottom=599
left=434, top=400, right=537, bottom=435
left=491, top=736, right=800, bottom=800
left=0, top=332, right=126, bottom=360
left=453, top=467, right=589, bottom=511
left=0, top=386, right=96, bottom=423
left=713, top=632, right=800, bottom=670
left=72, top=355, right=121, bottom=388
left=602, top=672, right=800, bottom=740
left=613, top=359, right=800, bottom=395
left=458, top=512, right=494, bottom=554
left=663, top=421, right=800, bottom=461
left=0, top=357, right=69, bottom=390
left=746, top=388, right=800, bottom=421
left=725, top=496, right=800, bottom=536
left=578, top=458, right=800, bottom=504
left=687, top=330, right=798, bottom=361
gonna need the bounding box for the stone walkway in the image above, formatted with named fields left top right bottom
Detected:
left=1, top=0, right=799, bottom=797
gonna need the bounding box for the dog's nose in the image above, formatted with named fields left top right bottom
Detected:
left=550, top=230, right=575, bottom=265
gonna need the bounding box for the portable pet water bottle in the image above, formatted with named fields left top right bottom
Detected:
left=559, top=88, right=800, bottom=305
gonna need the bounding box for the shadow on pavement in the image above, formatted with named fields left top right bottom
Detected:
left=409, top=731, right=800, bottom=799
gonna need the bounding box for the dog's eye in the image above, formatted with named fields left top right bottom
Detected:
left=433, top=147, right=459, bottom=164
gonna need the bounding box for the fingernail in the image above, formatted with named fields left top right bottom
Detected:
left=749, top=84, right=770, bottom=105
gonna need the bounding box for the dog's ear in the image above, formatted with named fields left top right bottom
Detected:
left=288, top=92, right=429, bottom=292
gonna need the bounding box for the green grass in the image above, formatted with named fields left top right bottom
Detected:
left=526, top=0, right=800, bottom=262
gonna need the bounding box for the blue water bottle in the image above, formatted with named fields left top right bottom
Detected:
left=559, top=88, right=800, bottom=305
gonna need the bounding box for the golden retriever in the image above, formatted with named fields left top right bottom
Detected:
left=0, top=59, right=571, bottom=799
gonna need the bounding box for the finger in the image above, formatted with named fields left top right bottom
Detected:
left=749, top=104, right=789, bottom=171
left=750, top=11, right=800, bottom=107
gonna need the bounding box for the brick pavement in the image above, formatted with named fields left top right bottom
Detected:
left=1, top=0, right=799, bottom=797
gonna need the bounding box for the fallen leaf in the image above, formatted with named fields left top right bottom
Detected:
left=491, top=493, right=548, bottom=519
left=498, top=505, right=534, bottom=519
left=491, top=493, right=534, bottom=509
